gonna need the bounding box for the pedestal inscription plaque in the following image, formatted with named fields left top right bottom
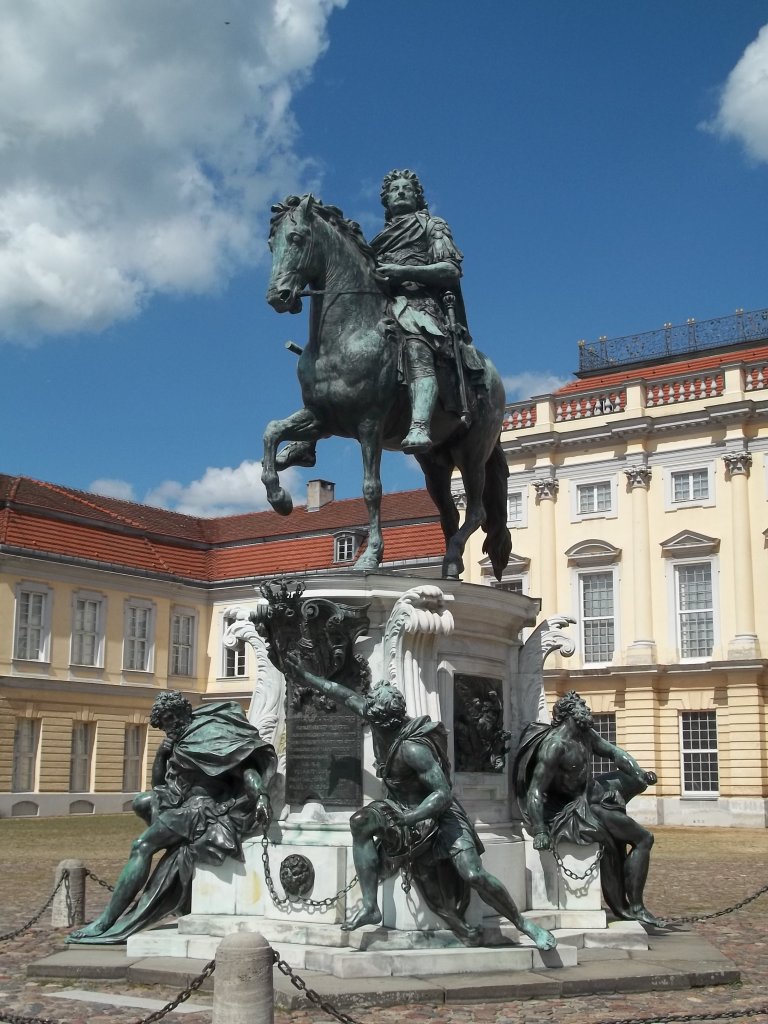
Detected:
left=286, top=700, right=363, bottom=806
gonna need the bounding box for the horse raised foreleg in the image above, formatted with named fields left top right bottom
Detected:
left=442, top=456, right=487, bottom=580
left=262, top=408, right=323, bottom=516
left=354, top=423, right=384, bottom=571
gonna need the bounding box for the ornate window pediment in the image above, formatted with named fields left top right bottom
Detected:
left=660, top=530, right=719, bottom=559
left=565, top=539, right=621, bottom=568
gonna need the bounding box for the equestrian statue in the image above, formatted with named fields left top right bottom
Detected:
left=262, top=169, right=512, bottom=581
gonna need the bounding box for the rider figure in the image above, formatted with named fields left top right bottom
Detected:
left=371, top=170, right=477, bottom=455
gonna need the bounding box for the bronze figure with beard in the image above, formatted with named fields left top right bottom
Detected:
left=514, top=690, right=661, bottom=926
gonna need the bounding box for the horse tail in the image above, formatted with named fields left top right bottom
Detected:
left=482, top=441, right=512, bottom=581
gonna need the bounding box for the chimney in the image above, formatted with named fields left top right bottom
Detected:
left=306, top=479, right=335, bottom=512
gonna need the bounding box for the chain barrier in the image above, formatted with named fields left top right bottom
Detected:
left=273, top=948, right=362, bottom=1024
left=0, top=959, right=215, bottom=1024
left=658, top=880, right=768, bottom=927
left=260, top=833, right=358, bottom=909
left=84, top=868, right=115, bottom=892
left=0, top=872, right=69, bottom=944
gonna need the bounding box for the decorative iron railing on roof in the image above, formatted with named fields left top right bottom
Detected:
left=578, top=307, right=768, bottom=374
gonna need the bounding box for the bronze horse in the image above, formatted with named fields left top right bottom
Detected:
left=263, top=194, right=511, bottom=581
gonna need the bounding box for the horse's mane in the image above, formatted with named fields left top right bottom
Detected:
left=270, top=195, right=377, bottom=270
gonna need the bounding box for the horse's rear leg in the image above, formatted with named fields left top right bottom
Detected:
left=415, top=455, right=460, bottom=550
left=354, top=423, right=384, bottom=571
left=262, top=408, right=322, bottom=516
left=442, top=455, right=487, bottom=580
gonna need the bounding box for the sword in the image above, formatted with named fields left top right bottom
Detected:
left=444, top=291, right=471, bottom=429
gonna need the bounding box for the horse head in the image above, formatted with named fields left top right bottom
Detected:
left=266, top=194, right=319, bottom=314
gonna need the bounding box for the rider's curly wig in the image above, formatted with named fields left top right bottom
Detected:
left=380, top=169, right=427, bottom=220
left=149, top=690, right=193, bottom=729
left=551, top=690, right=591, bottom=725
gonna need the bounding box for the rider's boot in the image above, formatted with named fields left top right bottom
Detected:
left=402, top=341, right=438, bottom=454
left=402, top=376, right=437, bottom=453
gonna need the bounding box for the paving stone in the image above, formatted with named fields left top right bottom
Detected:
left=26, top=949, right=142, bottom=980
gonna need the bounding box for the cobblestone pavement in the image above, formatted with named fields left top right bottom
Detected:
left=0, top=820, right=766, bottom=1024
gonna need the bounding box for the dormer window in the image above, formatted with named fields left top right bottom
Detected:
left=335, top=533, right=357, bottom=562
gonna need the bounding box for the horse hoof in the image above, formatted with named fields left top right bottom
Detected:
left=354, top=554, right=381, bottom=572
left=269, top=491, right=293, bottom=516
left=442, top=561, right=462, bottom=580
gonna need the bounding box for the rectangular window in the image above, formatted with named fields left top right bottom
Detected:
left=577, top=481, right=612, bottom=515
left=12, top=719, right=39, bottom=792
left=72, top=597, right=102, bottom=666
left=122, top=724, right=145, bottom=792
left=171, top=612, right=195, bottom=676
left=494, top=578, right=524, bottom=594
left=580, top=571, right=615, bottom=663
left=590, top=712, right=617, bottom=777
left=14, top=588, right=48, bottom=661
left=70, top=722, right=94, bottom=792
left=125, top=603, right=153, bottom=671
left=676, top=563, right=714, bottom=658
left=223, top=616, right=247, bottom=678
left=680, top=711, right=718, bottom=794
left=335, top=534, right=355, bottom=562
left=672, top=469, right=709, bottom=503
left=507, top=491, right=523, bottom=524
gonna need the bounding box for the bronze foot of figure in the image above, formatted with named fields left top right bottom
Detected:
left=341, top=905, right=383, bottom=930
left=401, top=423, right=432, bottom=454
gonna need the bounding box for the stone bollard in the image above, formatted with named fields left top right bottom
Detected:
left=213, top=931, right=274, bottom=1024
left=51, top=859, right=86, bottom=928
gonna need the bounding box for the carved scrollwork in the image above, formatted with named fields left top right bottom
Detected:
left=383, top=585, right=454, bottom=719
left=517, top=614, right=576, bottom=727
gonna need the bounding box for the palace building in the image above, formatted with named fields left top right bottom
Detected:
left=463, top=307, right=768, bottom=827
left=0, top=477, right=442, bottom=817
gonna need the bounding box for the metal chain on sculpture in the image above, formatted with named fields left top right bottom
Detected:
left=273, top=949, right=363, bottom=1024
left=260, top=833, right=359, bottom=909
left=0, top=872, right=69, bottom=944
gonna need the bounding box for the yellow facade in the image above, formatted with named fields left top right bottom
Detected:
left=0, top=555, right=208, bottom=815
left=465, top=347, right=768, bottom=825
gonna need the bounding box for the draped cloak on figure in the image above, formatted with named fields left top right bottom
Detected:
left=513, top=722, right=650, bottom=920
left=73, top=702, right=276, bottom=944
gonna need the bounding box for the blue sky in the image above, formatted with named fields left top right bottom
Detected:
left=2, top=1, right=768, bottom=515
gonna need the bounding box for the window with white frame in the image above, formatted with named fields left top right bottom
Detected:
left=680, top=710, right=718, bottom=794
left=590, top=712, right=617, bottom=777
left=577, top=481, right=612, bottom=515
left=507, top=491, right=524, bottom=525
left=122, top=724, right=145, bottom=792
left=124, top=601, right=154, bottom=672
left=579, top=571, right=615, bottom=664
left=675, top=563, right=714, bottom=659
left=14, top=584, right=51, bottom=662
left=334, top=533, right=356, bottom=562
left=672, top=468, right=709, bottom=504
left=70, top=721, right=95, bottom=792
left=223, top=616, right=247, bottom=678
left=12, top=719, right=39, bottom=792
left=494, top=577, right=525, bottom=594
left=71, top=593, right=104, bottom=667
left=170, top=611, right=195, bottom=676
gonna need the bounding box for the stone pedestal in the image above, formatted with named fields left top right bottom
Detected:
left=126, top=574, right=633, bottom=975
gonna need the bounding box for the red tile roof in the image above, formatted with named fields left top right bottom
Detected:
left=556, top=342, right=768, bottom=395
left=0, top=475, right=442, bottom=583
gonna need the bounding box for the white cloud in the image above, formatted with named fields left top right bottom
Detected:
left=0, top=0, right=346, bottom=342
left=503, top=371, right=569, bottom=401
left=144, top=459, right=302, bottom=517
left=89, top=477, right=136, bottom=501
left=704, top=24, right=768, bottom=162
